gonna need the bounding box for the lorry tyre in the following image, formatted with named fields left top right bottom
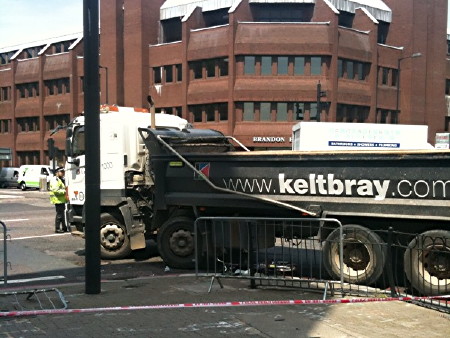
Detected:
left=157, top=216, right=196, bottom=270
left=99, top=213, right=132, bottom=260
left=322, top=224, right=386, bottom=285
left=20, top=182, right=27, bottom=191
left=404, top=230, right=450, bottom=296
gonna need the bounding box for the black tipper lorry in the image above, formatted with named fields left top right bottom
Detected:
left=138, top=127, right=450, bottom=296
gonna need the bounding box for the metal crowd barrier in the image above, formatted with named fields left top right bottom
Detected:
left=194, top=217, right=344, bottom=299
left=194, top=217, right=449, bottom=313
left=0, top=221, right=8, bottom=286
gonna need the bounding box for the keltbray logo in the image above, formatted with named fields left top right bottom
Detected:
left=195, top=162, right=210, bottom=180
left=279, top=174, right=390, bottom=200
left=222, top=174, right=450, bottom=200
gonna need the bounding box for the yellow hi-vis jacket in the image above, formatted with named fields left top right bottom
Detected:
left=49, top=176, right=67, bottom=205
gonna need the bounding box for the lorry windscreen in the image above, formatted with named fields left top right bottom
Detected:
left=72, top=126, right=85, bottom=156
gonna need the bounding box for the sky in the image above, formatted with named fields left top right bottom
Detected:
left=0, top=0, right=83, bottom=49
left=0, top=0, right=449, bottom=49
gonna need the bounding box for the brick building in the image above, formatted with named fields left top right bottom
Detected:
left=0, top=0, right=449, bottom=166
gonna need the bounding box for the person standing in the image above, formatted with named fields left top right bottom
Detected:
left=49, top=167, right=68, bottom=233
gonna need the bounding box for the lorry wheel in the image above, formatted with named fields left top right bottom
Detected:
left=157, top=216, right=196, bottom=270
left=322, top=224, right=386, bottom=285
left=404, top=230, right=450, bottom=295
left=99, top=213, right=132, bottom=260
left=20, top=182, right=27, bottom=191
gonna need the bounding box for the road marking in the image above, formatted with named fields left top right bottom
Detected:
left=1, top=218, right=29, bottom=222
left=6, top=275, right=65, bottom=284
left=1, top=233, right=71, bottom=241
left=0, top=194, right=23, bottom=199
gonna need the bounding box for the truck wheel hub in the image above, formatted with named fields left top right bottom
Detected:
left=101, top=223, right=125, bottom=250
left=169, top=229, right=193, bottom=257
left=343, top=243, right=369, bottom=271
left=422, top=247, right=450, bottom=280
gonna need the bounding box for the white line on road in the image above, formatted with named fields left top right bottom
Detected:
left=1, top=218, right=29, bottom=222
left=0, top=195, right=23, bottom=199
left=1, top=233, right=71, bottom=241
left=6, top=275, right=66, bottom=284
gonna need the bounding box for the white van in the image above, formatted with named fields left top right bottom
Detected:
left=17, top=165, right=53, bottom=190
left=0, top=167, right=20, bottom=188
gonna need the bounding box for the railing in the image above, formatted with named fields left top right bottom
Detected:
left=0, top=221, right=8, bottom=286
left=195, top=217, right=344, bottom=299
left=194, top=217, right=449, bottom=312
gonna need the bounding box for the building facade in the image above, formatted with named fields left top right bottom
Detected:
left=1, top=0, right=449, bottom=166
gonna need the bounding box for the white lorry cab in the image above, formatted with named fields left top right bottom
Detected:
left=17, top=165, right=53, bottom=190
left=64, top=105, right=191, bottom=258
left=292, top=122, right=434, bottom=151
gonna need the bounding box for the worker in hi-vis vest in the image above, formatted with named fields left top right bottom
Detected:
left=49, top=167, right=68, bottom=233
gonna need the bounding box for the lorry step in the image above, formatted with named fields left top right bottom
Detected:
left=70, top=230, right=85, bottom=238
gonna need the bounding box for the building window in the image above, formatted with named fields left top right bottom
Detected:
left=24, top=47, right=41, bottom=58
left=188, top=103, right=227, bottom=123
left=161, top=18, right=182, bottom=43
left=294, top=57, right=305, bottom=75
left=244, top=56, right=256, bottom=75
left=0, top=119, right=11, bottom=134
left=165, top=65, right=173, bottom=83
left=153, top=67, right=162, bottom=84
left=356, top=62, right=365, bottom=81
left=17, top=151, right=40, bottom=166
left=218, top=103, right=228, bottom=121
left=218, top=58, right=228, bottom=77
left=192, top=61, right=203, bottom=79
left=205, top=60, right=215, bottom=78
left=338, top=59, right=344, bottom=78
left=309, top=103, right=318, bottom=120
left=311, top=57, right=322, bottom=75
left=44, top=78, right=70, bottom=96
left=0, top=86, right=11, bottom=101
left=17, top=117, right=40, bottom=133
left=204, top=8, right=229, bottom=27
left=346, top=61, right=354, bottom=80
left=243, top=102, right=255, bottom=121
left=192, top=106, right=203, bottom=122
left=294, top=103, right=304, bottom=120
left=176, top=64, right=182, bottom=82
left=446, top=79, right=450, bottom=95
left=260, top=102, right=271, bottom=121
left=339, top=59, right=369, bottom=81
left=276, top=102, right=288, bottom=121
left=253, top=3, right=314, bottom=22
left=277, top=57, right=288, bottom=75
left=44, top=115, right=70, bottom=132
left=391, top=69, right=398, bottom=87
left=0, top=51, right=16, bottom=65
left=52, top=40, right=73, bottom=54
left=261, top=56, right=272, bottom=75
left=381, top=67, right=389, bottom=85
left=337, top=104, right=369, bottom=123
left=16, top=82, right=39, bottom=99
left=205, top=105, right=215, bottom=121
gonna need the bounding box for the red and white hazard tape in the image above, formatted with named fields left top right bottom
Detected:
left=0, top=295, right=448, bottom=318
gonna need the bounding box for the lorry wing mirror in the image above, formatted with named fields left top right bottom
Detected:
left=67, top=158, right=80, bottom=166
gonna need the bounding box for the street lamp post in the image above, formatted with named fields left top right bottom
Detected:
left=99, top=65, right=109, bottom=104
left=395, top=52, right=421, bottom=116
